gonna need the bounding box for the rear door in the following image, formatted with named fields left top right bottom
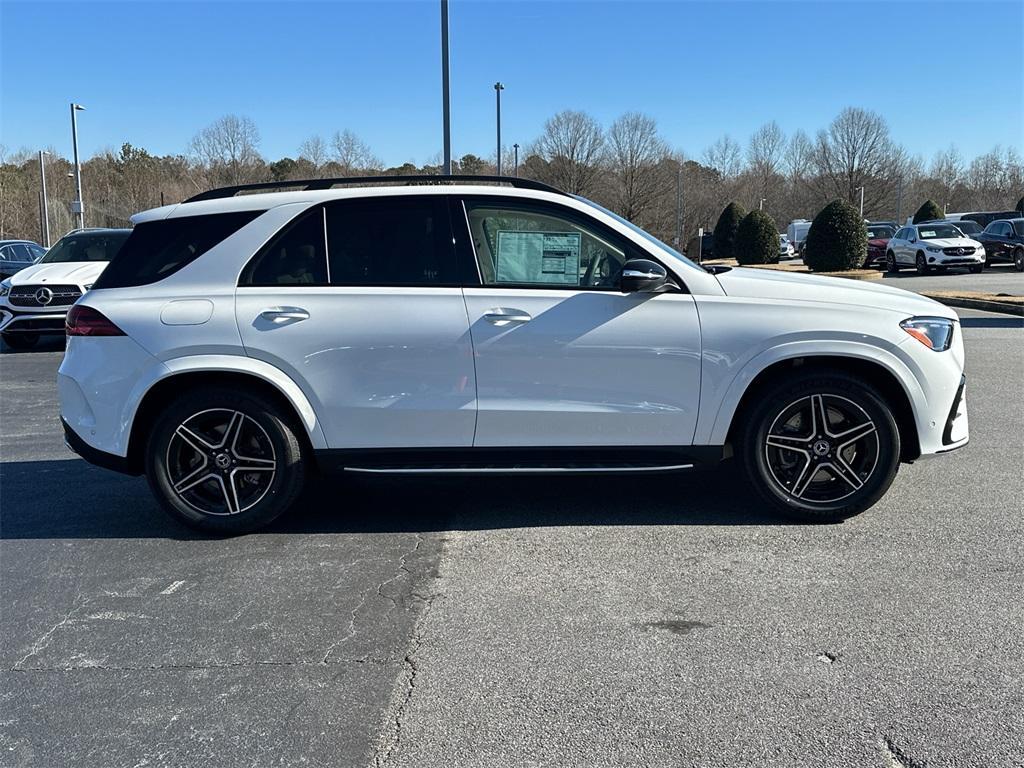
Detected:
left=235, top=196, right=476, bottom=449
left=456, top=196, right=702, bottom=448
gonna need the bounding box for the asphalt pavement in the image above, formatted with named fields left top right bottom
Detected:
left=2, top=309, right=1022, bottom=767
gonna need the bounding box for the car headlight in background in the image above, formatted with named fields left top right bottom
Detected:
left=0, top=279, right=10, bottom=297
left=901, top=317, right=955, bottom=351
left=926, top=245, right=943, bottom=253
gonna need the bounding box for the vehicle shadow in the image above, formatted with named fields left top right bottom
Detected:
left=0, top=458, right=796, bottom=540
left=0, top=336, right=66, bottom=353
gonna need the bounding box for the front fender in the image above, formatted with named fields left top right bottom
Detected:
left=698, top=339, right=925, bottom=447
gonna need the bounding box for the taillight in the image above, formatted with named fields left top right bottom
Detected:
left=66, top=305, right=126, bottom=337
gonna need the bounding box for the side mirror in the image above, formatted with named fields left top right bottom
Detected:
left=620, top=259, right=667, bottom=293
left=909, top=237, right=917, bottom=243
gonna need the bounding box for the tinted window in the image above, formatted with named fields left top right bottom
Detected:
left=866, top=226, right=895, bottom=239
left=28, top=244, right=46, bottom=259
left=41, top=231, right=130, bottom=264
left=464, top=199, right=632, bottom=288
left=240, top=208, right=328, bottom=286
left=1013, top=221, right=1024, bottom=237
left=325, top=197, right=455, bottom=285
left=0, top=246, right=14, bottom=261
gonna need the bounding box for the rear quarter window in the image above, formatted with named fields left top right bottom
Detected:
left=93, top=211, right=261, bottom=289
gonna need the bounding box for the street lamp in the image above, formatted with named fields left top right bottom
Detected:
left=38, top=151, right=52, bottom=247
left=855, top=185, right=865, bottom=218
left=758, top=197, right=766, bottom=211
left=440, top=0, right=451, bottom=175
left=70, top=103, right=86, bottom=229
left=513, top=143, right=519, bottom=177
left=494, top=82, right=504, bottom=176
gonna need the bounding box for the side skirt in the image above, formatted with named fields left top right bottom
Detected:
left=314, top=446, right=726, bottom=476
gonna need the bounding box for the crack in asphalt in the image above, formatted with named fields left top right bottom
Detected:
left=8, top=656, right=399, bottom=673
left=12, top=592, right=88, bottom=670
left=880, top=735, right=927, bottom=768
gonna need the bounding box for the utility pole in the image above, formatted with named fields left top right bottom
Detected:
left=896, top=177, right=903, bottom=224
left=759, top=197, right=766, bottom=211
left=856, top=185, right=865, bottom=218
left=38, top=151, right=51, bottom=247
left=674, top=166, right=683, bottom=247
left=494, top=82, right=504, bottom=176
left=70, top=103, right=86, bottom=229
left=513, top=143, right=519, bottom=177
left=440, top=0, right=451, bottom=175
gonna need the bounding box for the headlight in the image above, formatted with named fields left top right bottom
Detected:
left=926, top=245, right=942, bottom=253
left=901, top=317, right=955, bottom=352
left=0, top=279, right=10, bottom=297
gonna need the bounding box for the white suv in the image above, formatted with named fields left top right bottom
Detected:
left=0, top=228, right=130, bottom=349
left=885, top=222, right=986, bottom=274
left=58, top=177, right=969, bottom=533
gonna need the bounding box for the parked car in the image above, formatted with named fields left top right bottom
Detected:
left=778, top=234, right=795, bottom=260
left=59, top=176, right=969, bottom=534
left=974, top=218, right=1024, bottom=270
left=787, top=219, right=812, bottom=253
left=959, top=210, right=1020, bottom=229
left=0, top=228, right=130, bottom=349
left=0, top=240, right=47, bottom=279
left=945, top=219, right=983, bottom=238
left=864, top=224, right=897, bottom=268
left=885, top=223, right=985, bottom=274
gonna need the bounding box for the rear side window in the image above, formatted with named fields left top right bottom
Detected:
left=93, top=211, right=261, bottom=289
left=240, top=208, right=329, bottom=286
left=325, top=197, right=456, bottom=286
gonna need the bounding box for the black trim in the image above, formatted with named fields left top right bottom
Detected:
left=942, top=374, right=967, bottom=446
left=186, top=175, right=566, bottom=203
left=314, top=445, right=724, bottom=474
left=62, top=419, right=140, bottom=476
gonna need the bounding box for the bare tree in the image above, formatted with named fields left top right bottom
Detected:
left=298, top=135, right=329, bottom=175
left=606, top=112, right=672, bottom=222
left=331, top=130, right=381, bottom=174
left=533, top=110, right=605, bottom=195
left=702, top=135, right=743, bottom=180
left=189, top=114, right=263, bottom=187
left=747, top=121, right=786, bottom=194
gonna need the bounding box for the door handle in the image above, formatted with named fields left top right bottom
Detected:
left=483, top=308, right=532, bottom=325
left=259, top=306, right=310, bottom=323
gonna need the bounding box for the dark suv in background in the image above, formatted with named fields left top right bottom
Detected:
left=975, top=219, right=1024, bottom=270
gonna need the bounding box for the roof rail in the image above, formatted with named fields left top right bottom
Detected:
left=184, top=174, right=566, bottom=203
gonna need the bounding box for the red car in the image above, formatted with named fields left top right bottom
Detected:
left=865, top=223, right=897, bottom=268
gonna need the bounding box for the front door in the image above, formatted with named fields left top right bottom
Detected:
left=235, top=197, right=476, bottom=449
left=457, top=196, right=702, bottom=448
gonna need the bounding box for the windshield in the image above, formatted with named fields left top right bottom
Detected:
left=575, top=196, right=700, bottom=270
left=952, top=221, right=981, bottom=235
left=40, top=231, right=131, bottom=263
left=866, top=226, right=895, bottom=239
left=918, top=225, right=964, bottom=240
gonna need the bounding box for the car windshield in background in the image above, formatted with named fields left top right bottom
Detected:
left=952, top=221, right=981, bottom=235
left=918, top=225, right=963, bottom=240
left=40, top=231, right=131, bottom=263
left=867, top=227, right=895, bottom=239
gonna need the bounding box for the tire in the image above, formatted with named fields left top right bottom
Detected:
left=738, top=371, right=901, bottom=523
left=2, top=332, right=39, bottom=350
left=915, top=252, right=930, bottom=275
left=969, top=264, right=983, bottom=274
left=886, top=252, right=899, bottom=274
left=1015, top=247, right=1024, bottom=272
left=145, top=387, right=307, bottom=534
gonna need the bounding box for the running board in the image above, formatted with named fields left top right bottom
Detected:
left=315, top=446, right=724, bottom=476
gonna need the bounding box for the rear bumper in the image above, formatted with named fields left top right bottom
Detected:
left=63, top=418, right=140, bottom=475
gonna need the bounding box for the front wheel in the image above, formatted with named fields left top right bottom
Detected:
left=915, top=253, right=930, bottom=275
left=968, top=264, right=983, bottom=274
left=739, top=371, right=901, bottom=522
left=145, top=387, right=307, bottom=534
left=886, top=252, right=899, bottom=273
left=1015, top=248, right=1024, bottom=272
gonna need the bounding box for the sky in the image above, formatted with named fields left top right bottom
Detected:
left=2, top=0, right=1022, bottom=168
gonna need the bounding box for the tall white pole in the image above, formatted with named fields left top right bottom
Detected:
left=38, top=151, right=51, bottom=247
left=70, top=103, right=85, bottom=229
left=494, top=82, right=504, bottom=176
left=441, top=0, right=451, bottom=175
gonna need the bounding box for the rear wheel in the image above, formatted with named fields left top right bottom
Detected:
left=915, top=252, right=930, bottom=274
left=739, top=371, right=901, bottom=522
left=1, top=332, right=39, bottom=350
left=145, top=387, right=307, bottom=534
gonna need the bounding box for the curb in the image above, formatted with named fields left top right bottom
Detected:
left=921, top=295, right=1024, bottom=317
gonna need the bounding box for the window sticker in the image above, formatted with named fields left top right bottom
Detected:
left=495, top=231, right=581, bottom=285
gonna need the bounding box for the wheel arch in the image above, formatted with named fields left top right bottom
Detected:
left=125, top=360, right=327, bottom=473
left=720, top=352, right=922, bottom=463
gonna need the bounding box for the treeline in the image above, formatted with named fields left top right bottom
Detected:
left=1, top=107, right=1021, bottom=246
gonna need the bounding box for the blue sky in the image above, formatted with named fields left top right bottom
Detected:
left=2, top=0, right=1021, bottom=167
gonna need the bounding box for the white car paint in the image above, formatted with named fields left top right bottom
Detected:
left=0, top=260, right=107, bottom=334
left=58, top=185, right=968, bottom=473
left=887, top=224, right=985, bottom=269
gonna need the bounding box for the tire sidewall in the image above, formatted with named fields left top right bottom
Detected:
left=742, top=373, right=901, bottom=521
left=145, top=388, right=305, bottom=534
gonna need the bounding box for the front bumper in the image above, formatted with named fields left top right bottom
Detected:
left=926, top=252, right=985, bottom=267
left=0, top=306, right=70, bottom=334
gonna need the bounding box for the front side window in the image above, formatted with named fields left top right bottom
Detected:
left=464, top=199, right=630, bottom=288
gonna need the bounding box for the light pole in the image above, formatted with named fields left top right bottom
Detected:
left=674, top=167, right=683, bottom=246
left=38, top=151, right=51, bottom=247
left=856, top=185, right=865, bottom=218
left=758, top=197, right=766, bottom=211
left=440, top=0, right=451, bottom=175
left=494, top=82, right=504, bottom=176
left=70, top=103, right=86, bottom=229
left=513, top=143, right=519, bottom=177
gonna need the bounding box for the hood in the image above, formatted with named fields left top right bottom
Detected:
left=8, top=261, right=107, bottom=287
left=714, top=267, right=958, bottom=319
left=867, top=237, right=890, bottom=248
left=920, top=237, right=981, bottom=249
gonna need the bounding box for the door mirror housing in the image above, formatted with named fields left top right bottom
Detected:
left=620, top=259, right=668, bottom=293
